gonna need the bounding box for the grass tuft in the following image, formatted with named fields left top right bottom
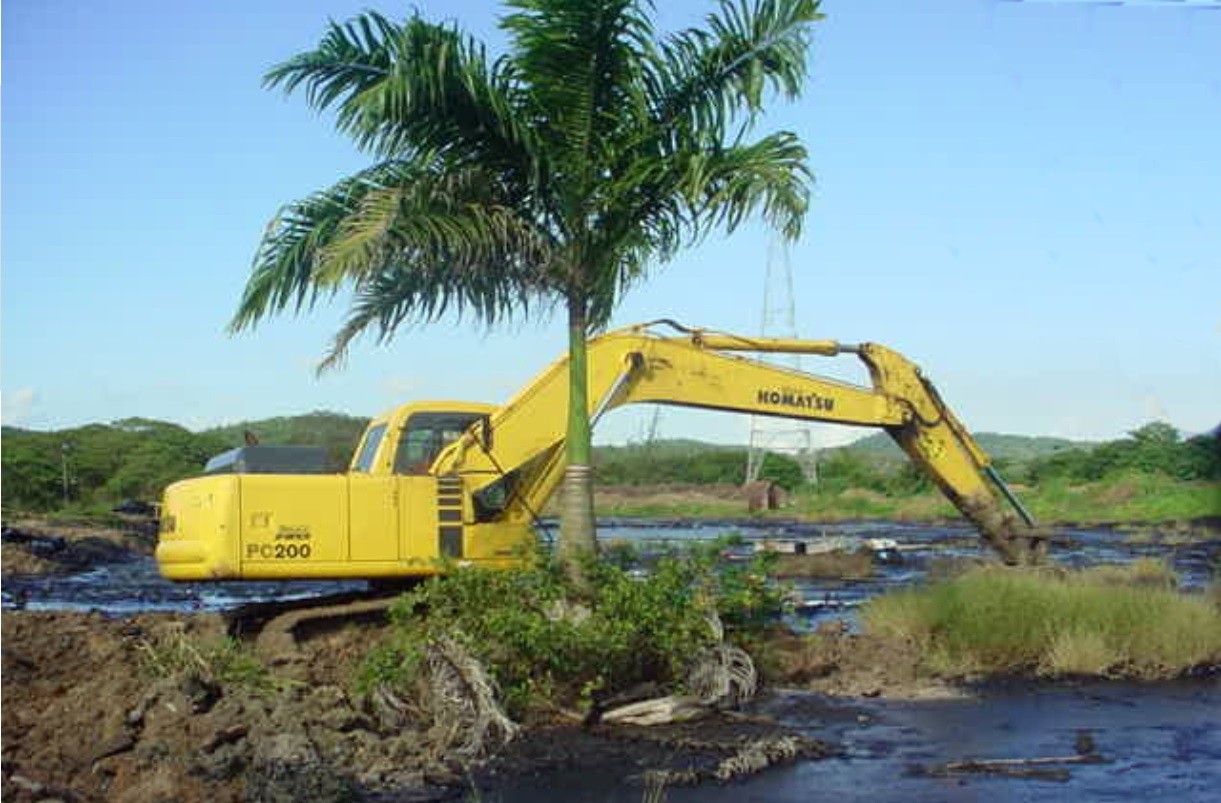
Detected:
left=135, top=625, right=281, bottom=694
left=1080, top=558, right=1177, bottom=589
left=862, top=565, right=1221, bottom=680
left=771, top=550, right=875, bottom=580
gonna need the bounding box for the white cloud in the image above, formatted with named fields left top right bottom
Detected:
left=1, top=387, right=40, bottom=426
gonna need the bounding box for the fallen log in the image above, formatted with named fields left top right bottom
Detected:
left=913, top=753, right=1105, bottom=782
left=601, top=695, right=710, bottom=726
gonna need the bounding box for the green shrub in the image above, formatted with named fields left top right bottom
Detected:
left=360, top=541, right=786, bottom=715
left=862, top=566, right=1221, bottom=679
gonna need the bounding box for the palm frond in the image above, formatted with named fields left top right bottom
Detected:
left=264, top=12, right=399, bottom=109
left=231, top=157, right=555, bottom=342
left=684, top=132, right=810, bottom=240
left=320, top=245, right=555, bottom=371
left=501, top=0, right=653, bottom=205
left=267, top=10, right=539, bottom=181
left=648, top=0, right=821, bottom=138
left=579, top=128, right=808, bottom=328
left=230, top=160, right=412, bottom=332
left=316, top=163, right=553, bottom=287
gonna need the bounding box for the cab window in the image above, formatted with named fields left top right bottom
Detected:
left=352, top=424, right=387, bottom=473
left=395, top=413, right=482, bottom=475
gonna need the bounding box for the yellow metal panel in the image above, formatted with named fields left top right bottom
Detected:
left=463, top=522, right=533, bottom=566
left=349, top=475, right=398, bottom=561
left=400, top=476, right=439, bottom=569
left=239, top=475, right=346, bottom=576
left=156, top=475, right=240, bottom=580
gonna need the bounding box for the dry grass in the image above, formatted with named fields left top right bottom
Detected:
left=771, top=550, right=875, bottom=580
left=1080, top=558, right=1178, bottom=590
left=1043, top=629, right=1123, bottom=676
left=134, top=624, right=280, bottom=694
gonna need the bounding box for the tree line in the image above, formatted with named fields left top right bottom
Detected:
left=1, top=416, right=1213, bottom=515
left=1, top=413, right=367, bottom=513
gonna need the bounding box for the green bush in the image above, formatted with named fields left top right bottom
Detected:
left=359, top=541, right=786, bottom=715
left=1027, top=422, right=1220, bottom=484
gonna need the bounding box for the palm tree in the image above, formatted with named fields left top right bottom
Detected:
left=231, top=0, right=820, bottom=573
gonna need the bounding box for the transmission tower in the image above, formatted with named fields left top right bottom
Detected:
left=745, top=238, right=818, bottom=484
left=640, top=406, right=663, bottom=454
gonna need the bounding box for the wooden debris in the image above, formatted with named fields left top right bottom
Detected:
left=914, top=752, right=1105, bottom=782
left=602, top=695, right=710, bottom=726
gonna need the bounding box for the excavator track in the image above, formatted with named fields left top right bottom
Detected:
left=223, top=584, right=417, bottom=662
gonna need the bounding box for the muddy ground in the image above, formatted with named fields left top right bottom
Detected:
left=6, top=516, right=1213, bottom=800
left=0, top=522, right=886, bottom=801
left=0, top=609, right=849, bottom=802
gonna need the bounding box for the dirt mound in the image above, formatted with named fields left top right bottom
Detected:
left=2, top=609, right=848, bottom=801
left=1, top=611, right=457, bottom=803
left=762, top=622, right=965, bottom=700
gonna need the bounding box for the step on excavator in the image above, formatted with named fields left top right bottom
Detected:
left=157, top=322, right=1044, bottom=649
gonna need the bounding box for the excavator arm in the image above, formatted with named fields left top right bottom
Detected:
left=436, top=321, right=1044, bottom=565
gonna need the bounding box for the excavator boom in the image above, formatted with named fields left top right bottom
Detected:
left=437, top=321, right=1043, bottom=564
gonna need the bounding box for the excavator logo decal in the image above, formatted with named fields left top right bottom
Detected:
left=757, top=389, right=835, bottom=412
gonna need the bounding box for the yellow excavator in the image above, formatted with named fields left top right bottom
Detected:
left=156, top=321, right=1043, bottom=584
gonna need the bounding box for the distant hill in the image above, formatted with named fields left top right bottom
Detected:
left=592, top=438, right=803, bottom=488
left=593, top=438, right=742, bottom=459
left=829, top=431, right=1092, bottom=468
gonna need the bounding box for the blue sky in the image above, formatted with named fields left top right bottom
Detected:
left=3, top=0, right=1218, bottom=447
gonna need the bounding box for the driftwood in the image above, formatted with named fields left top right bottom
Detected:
left=602, top=695, right=710, bottom=726
left=640, top=734, right=818, bottom=787
left=420, top=635, right=518, bottom=758
left=602, top=639, right=759, bottom=726
left=915, top=753, right=1105, bottom=782
left=687, top=644, right=757, bottom=706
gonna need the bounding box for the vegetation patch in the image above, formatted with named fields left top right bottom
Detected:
left=861, top=565, right=1221, bottom=680
left=771, top=550, right=875, bottom=580
left=135, top=624, right=281, bottom=695
left=359, top=543, right=786, bottom=720
left=595, top=443, right=805, bottom=491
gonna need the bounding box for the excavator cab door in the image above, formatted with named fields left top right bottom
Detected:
left=394, top=412, right=484, bottom=562
left=348, top=423, right=399, bottom=562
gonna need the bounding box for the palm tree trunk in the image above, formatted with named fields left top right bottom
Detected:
left=559, top=294, right=597, bottom=577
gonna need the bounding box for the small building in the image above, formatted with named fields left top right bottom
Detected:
left=742, top=480, right=787, bottom=512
